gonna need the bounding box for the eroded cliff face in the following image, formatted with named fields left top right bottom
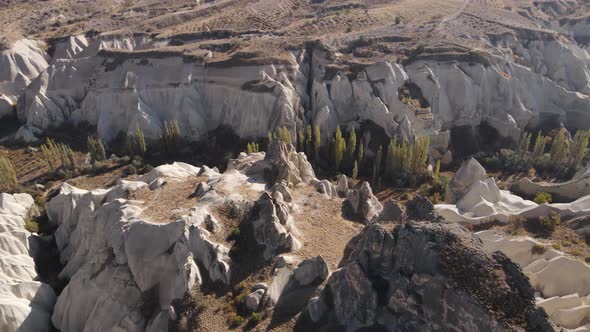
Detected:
left=5, top=24, right=589, bottom=153
left=0, top=39, right=48, bottom=118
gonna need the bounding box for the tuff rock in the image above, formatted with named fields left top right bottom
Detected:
left=296, top=222, right=554, bottom=332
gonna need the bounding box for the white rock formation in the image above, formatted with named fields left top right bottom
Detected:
left=512, top=165, right=590, bottom=201
left=0, top=193, right=56, bottom=332
left=477, top=230, right=590, bottom=330
left=8, top=27, right=589, bottom=150
left=46, top=181, right=199, bottom=331
left=0, top=39, right=49, bottom=118
left=343, top=182, right=383, bottom=224
left=436, top=159, right=590, bottom=225
left=44, top=149, right=321, bottom=330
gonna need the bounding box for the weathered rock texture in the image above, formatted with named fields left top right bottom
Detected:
left=512, top=165, right=590, bottom=202
left=0, top=193, right=56, bottom=332
left=343, top=182, right=383, bottom=224
left=296, top=222, right=554, bottom=332
left=478, top=230, right=590, bottom=330
left=0, top=39, right=48, bottom=118
left=436, top=158, right=590, bottom=226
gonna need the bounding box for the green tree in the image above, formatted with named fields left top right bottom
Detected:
left=347, top=128, right=357, bottom=164
left=434, top=159, right=441, bottom=181
left=570, top=129, right=590, bottom=170
left=297, top=128, right=305, bottom=152
left=357, top=142, right=364, bottom=168
left=531, top=132, right=546, bottom=163
left=161, top=120, right=181, bottom=154
left=87, top=137, right=107, bottom=163
left=334, top=126, right=346, bottom=170
left=352, top=160, right=358, bottom=180
left=305, top=125, right=313, bottom=157
left=550, top=130, right=568, bottom=165
left=127, top=127, right=147, bottom=157
left=313, top=125, right=321, bottom=162
left=277, top=126, right=292, bottom=144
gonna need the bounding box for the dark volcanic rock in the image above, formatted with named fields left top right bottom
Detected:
left=295, top=222, right=554, bottom=332
left=405, top=194, right=435, bottom=221
left=375, top=199, right=407, bottom=223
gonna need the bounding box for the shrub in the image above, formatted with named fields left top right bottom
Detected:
left=552, top=243, right=562, bottom=251
left=41, top=138, right=77, bottom=171
left=570, top=248, right=583, bottom=257
left=533, top=192, right=552, bottom=205
left=228, top=228, right=241, bottom=240
left=24, top=219, right=39, bottom=233
left=536, top=212, right=560, bottom=234
left=0, top=156, right=17, bottom=188
left=248, top=313, right=262, bottom=327
left=506, top=215, right=526, bottom=235
left=228, top=312, right=245, bottom=328
left=127, top=127, right=147, bottom=157
left=531, top=244, right=547, bottom=255
left=276, top=126, right=292, bottom=144
left=197, top=303, right=209, bottom=313
left=248, top=142, right=260, bottom=154
left=585, top=256, right=590, bottom=263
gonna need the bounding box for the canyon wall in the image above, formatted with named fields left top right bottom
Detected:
left=3, top=28, right=588, bottom=149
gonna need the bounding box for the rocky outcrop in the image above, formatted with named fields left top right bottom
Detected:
left=264, top=140, right=315, bottom=186
left=375, top=199, right=407, bottom=223
left=249, top=192, right=301, bottom=260
left=512, top=165, right=590, bottom=201
left=477, top=230, right=590, bottom=330
left=343, top=182, right=383, bottom=224
left=405, top=195, right=435, bottom=221
left=9, top=14, right=590, bottom=150
left=46, top=182, right=199, bottom=331
left=0, top=193, right=56, bottom=332
left=436, top=158, right=590, bottom=226
left=447, top=158, right=487, bottom=204
left=263, top=256, right=329, bottom=316
left=296, top=222, right=554, bottom=332
left=336, top=175, right=349, bottom=198
left=0, top=39, right=48, bottom=119
left=314, top=179, right=338, bottom=198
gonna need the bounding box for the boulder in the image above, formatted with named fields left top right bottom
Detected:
left=343, top=182, right=383, bottom=224
left=336, top=175, right=349, bottom=197
left=249, top=192, right=301, bottom=260
left=296, top=222, right=554, bottom=332
left=265, top=256, right=329, bottom=316
left=245, top=289, right=266, bottom=312
left=447, top=158, right=487, bottom=203
left=315, top=179, right=337, bottom=198
left=376, top=199, right=407, bottom=223
left=14, top=124, right=42, bottom=143
left=271, top=181, right=293, bottom=203
left=405, top=195, right=436, bottom=221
